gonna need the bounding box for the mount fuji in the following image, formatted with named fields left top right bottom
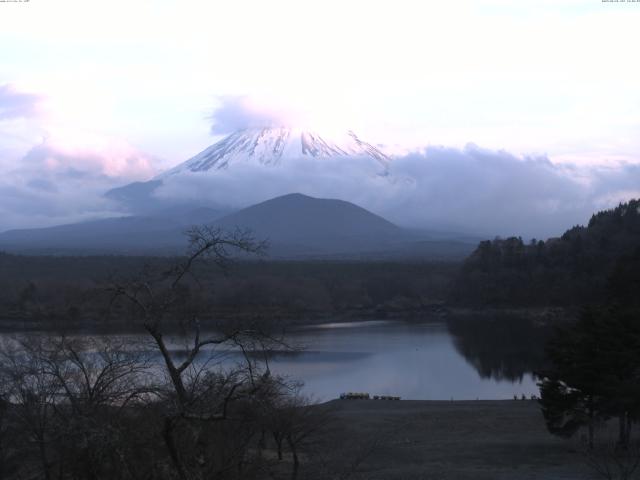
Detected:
left=105, top=126, right=393, bottom=213
left=0, top=126, right=480, bottom=257
left=161, top=127, right=392, bottom=175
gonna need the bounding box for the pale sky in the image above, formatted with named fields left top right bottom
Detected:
left=1, top=0, right=639, bottom=234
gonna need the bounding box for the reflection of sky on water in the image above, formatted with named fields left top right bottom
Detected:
left=266, top=322, right=538, bottom=401
left=1, top=322, right=538, bottom=402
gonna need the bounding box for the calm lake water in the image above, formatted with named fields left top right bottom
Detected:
left=3, top=320, right=540, bottom=402
left=265, top=321, right=539, bottom=401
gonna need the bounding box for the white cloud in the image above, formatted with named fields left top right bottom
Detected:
left=0, top=129, right=160, bottom=231
left=151, top=144, right=640, bottom=239
left=3, top=130, right=640, bottom=238
left=209, top=96, right=303, bottom=135
left=20, top=131, right=158, bottom=180
left=2, top=1, right=639, bottom=165
left=1, top=1, right=639, bottom=235
left=0, top=81, right=162, bottom=231
left=0, top=84, right=41, bottom=120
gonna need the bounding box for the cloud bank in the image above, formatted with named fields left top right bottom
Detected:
left=0, top=83, right=163, bottom=231
left=2, top=135, right=639, bottom=237
left=0, top=84, right=41, bottom=120
left=388, top=146, right=592, bottom=236
left=153, top=143, right=640, bottom=239
left=1, top=84, right=638, bottom=238
left=0, top=133, right=159, bottom=231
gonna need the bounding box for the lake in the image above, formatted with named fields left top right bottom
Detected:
left=0, top=319, right=541, bottom=402
left=264, top=320, right=539, bottom=401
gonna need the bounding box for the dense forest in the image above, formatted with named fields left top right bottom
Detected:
left=451, top=199, right=640, bottom=306
left=0, top=255, right=457, bottom=331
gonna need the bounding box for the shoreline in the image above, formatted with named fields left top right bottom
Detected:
left=0, top=305, right=571, bottom=334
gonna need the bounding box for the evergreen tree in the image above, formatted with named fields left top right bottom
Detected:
left=538, top=307, right=640, bottom=448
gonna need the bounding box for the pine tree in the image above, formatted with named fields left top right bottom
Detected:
left=538, top=307, right=640, bottom=448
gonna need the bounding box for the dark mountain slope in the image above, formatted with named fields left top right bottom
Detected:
left=0, top=193, right=475, bottom=259
left=214, top=193, right=400, bottom=252
left=0, top=207, right=226, bottom=254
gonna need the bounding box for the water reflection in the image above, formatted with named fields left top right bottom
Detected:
left=446, top=315, right=552, bottom=382
left=264, top=321, right=540, bottom=401
left=1, top=319, right=546, bottom=402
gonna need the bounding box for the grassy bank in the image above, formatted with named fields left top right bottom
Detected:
left=313, top=399, right=592, bottom=480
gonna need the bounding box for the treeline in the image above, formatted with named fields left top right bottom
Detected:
left=0, top=255, right=458, bottom=331
left=451, top=199, right=640, bottom=306
left=4, top=199, right=640, bottom=329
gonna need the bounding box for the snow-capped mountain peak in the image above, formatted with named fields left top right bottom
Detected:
left=160, top=127, right=391, bottom=177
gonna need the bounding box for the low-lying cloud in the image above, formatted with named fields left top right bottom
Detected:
left=20, top=136, right=157, bottom=180
left=0, top=84, right=41, bottom=120
left=0, top=81, right=163, bottom=231
left=154, top=144, right=640, bottom=239
left=0, top=137, right=159, bottom=231
left=388, top=145, right=595, bottom=237
left=2, top=113, right=639, bottom=238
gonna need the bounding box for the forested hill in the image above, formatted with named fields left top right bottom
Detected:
left=451, top=199, right=640, bottom=306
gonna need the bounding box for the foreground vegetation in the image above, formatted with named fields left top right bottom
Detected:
left=0, top=227, right=331, bottom=480
left=0, top=333, right=333, bottom=480
left=1, top=200, right=640, bottom=478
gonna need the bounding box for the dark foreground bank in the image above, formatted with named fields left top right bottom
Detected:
left=312, top=399, right=593, bottom=480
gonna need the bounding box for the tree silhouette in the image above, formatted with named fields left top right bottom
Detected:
left=538, top=306, right=640, bottom=449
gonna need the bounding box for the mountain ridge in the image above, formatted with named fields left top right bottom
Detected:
left=0, top=193, right=476, bottom=259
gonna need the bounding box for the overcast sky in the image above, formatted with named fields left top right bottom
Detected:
left=1, top=0, right=639, bottom=236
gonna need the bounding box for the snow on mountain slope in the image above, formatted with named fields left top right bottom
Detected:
left=160, top=127, right=391, bottom=177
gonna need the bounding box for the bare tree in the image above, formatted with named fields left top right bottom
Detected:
left=280, top=394, right=333, bottom=480
left=0, top=226, right=330, bottom=480
left=108, top=226, right=297, bottom=479
left=0, top=337, right=61, bottom=480
left=110, top=227, right=266, bottom=408
left=581, top=437, right=640, bottom=480
left=0, top=334, right=155, bottom=480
